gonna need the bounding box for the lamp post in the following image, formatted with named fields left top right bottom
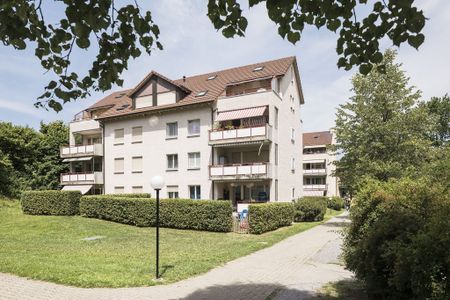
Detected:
left=151, top=175, right=165, bottom=279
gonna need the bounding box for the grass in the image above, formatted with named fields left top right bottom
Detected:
left=313, top=279, right=368, bottom=300
left=0, top=198, right=342, bottom=288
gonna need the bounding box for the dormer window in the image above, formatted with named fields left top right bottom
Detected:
left=207, top=75, right=217, bottom=81
left=253, top=66, right=264, bottom=72
left=196, top=91, right=208, bottom=97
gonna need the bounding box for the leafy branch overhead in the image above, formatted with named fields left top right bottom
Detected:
left=0, top=1, right=426, bottom=111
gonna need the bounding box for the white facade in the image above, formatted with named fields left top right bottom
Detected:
left=60, top=57, right=305, bottom=206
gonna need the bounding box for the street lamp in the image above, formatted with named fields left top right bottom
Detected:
left=151, top=175, right=165, bottom=279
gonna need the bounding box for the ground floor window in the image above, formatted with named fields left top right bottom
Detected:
left=189, top=185, right=201, bottom=200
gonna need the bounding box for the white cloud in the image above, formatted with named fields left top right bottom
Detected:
left=0, top=98, right=42, bottom=117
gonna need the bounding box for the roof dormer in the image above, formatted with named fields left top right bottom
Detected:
left=128, top=71, right=191, bottom=109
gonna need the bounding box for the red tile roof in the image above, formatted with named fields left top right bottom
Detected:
left=303, top=131, right=332, bottom=147
left=88, top=56, right=300, bottom=120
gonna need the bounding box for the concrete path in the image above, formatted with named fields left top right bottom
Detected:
left=0, top=213, right=353, bottom=300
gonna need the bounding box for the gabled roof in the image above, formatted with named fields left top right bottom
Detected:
left=88, top=56, right=300, bottom=120
left=303, top=131, right=333, bottom=147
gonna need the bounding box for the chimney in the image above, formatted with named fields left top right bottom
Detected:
left=183, top=76, right=186, bottom=82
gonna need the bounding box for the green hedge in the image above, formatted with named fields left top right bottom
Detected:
left=21, top=190, right=81, bottom=215
left=80, top=196, right=232, bottom=232
left=294, top=196, right=327, bottom=222
left=83, top=193, right=152, bottom=199
left=327, top=196, right=345, bottom=210
left=248, top=202, right=294, bottom=234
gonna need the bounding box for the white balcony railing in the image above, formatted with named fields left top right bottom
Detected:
left=60, top=172, right=103, bottom=185
left=303, top=184, right=327, bottom=190
left=69, top=119, right=101, bottom=133
left=60, top=144, right=103, bottom=158
left=303, top=169, right=327, bottom=175
left=209, top=124, right=271, bottom=144
left=210, top=163, right=270, bottom=179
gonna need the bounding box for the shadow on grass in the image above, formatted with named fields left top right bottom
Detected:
left=312, top=279, right=368, bottom=300
left=183, top=283, right=317, bottom=300
left=159, top=265, right=174, bottom=278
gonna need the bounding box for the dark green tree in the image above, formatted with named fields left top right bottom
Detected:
left=332, top=50, right=433, bottom=195
left=0, top=0, right=426, bottom=111
left=421, top=94, right=450, bottom=146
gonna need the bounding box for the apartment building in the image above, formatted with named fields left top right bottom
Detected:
left=60, top=56, right=305, bottom=207
left=302, top=131, right=339, bottom=197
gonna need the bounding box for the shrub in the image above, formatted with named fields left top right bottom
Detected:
left=21, top=190, right=81, bottom=215
left=248, top=202, right=294, bottom=234
left=294, top=196, right=327, bottom=222
left=344, top=178, right=450, bottom=299
left=327, top=196, right=345, bottom=210
left=80, top=196, right=232, bottom=232
left=84, top=193, right=152, bottom=198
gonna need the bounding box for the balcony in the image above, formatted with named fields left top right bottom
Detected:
left=60, top=172, right=103, bottom=185
left=303, top=169, right=327, bottom=175
left=209, top=124, right=272, bottom=146
left=60, top=144, right=103, bottom=158
left=70, top=119, right=101, bottom=134
left=210, top=162, right=271, bottom=180
left=303, top=184, right=327, bottom=191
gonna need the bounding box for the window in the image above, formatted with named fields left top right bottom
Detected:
left=188, top=119, right=200, bottom=136
left=132, top=186, right=143, bottom=193
left=274, top=144, right=278, bottom=166
left=253, top=66, right=264, bottom=72
left=167, top=154, right=178, bottom=170
left=188, top=152, right=200, bottom=169
left=292, top=187, right=295, bottom=199
left=166, top=122, right=178, bottom=138
left=274, top=107, right=278, bottom=130
left=167, top=186, right=179, bottom=199
left=291, top=157, right=295, bottom=172
left=275, top=179, right=278, bottom=202
left=132, top=126, right=143, bottom=143
left=196, top=91, right=207, bottom=97
left=291, top=128, right=295, bottom=142
left=189, top=185, right=201, bottom=200
left=115, top=186, right=124, bottom=194
left=114, top=129, right=124, bottom=144
left=114, top=158, right=124, bottom=173
left=304, top=177, right=326, bottom=185
left=132, top=156, right=143, bottom=173
left=207, top=75, right=217, bottom=80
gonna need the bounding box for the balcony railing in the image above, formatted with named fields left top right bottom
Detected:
left=60, top=172, right=103, bottom=185
left=303, top=169, right=327, bottom=175
left=209, top=124, right=272, bottom=145
left=60, top=144, right=103, bottom=158
left=210, top=162, right=270, bottom=179
left=303, top=184, right=327, bottom=191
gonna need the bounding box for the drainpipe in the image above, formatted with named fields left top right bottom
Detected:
left=101, top=121, right=105, bottom=194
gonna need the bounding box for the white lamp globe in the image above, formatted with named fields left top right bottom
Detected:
left=151, top=176, right=165, bottom=190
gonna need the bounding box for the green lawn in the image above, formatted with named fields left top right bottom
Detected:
left=0, top=198, right=342, bottom=288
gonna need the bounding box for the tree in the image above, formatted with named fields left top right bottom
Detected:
left=421, top=94, right=450, bottom=146
left=332, top=50, right=433, bottom=196
left=0, top=121, right=69, bottom=197
left=0, top=1, right=426, bottom=111
left=30, top=121, right=70, bottom=190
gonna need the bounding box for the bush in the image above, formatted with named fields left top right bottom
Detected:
left=294, top=196, right=327, bottom=222
left=80, top=196, right=232, bottom=232
left=248, top=202, right=294, bottom=234
left=327, top=196, right=345, bottom=210
left=21, top=190, right=81, bottom=215
left=344, top=178, right=450, bottom=299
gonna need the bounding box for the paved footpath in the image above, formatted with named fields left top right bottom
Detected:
left=0, top=213, right=353, bottom=300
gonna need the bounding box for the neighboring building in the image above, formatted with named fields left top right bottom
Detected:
left=60, top=56, right=305, bottom=207
left=302, top=131, right=339, bottom=197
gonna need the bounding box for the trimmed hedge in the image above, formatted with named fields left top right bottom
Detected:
left=21, top=190, right=81, bottom=215
left=83, top=193, right=152, bottom=199
left=248, top=202, right=294, bottom=234
left=327, top=196, right=345, bottom=210
left=294, top=196, right=327, bottom=222
left=80, top=196, right=232, bottom=232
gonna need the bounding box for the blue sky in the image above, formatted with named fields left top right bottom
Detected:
left=0, top=1, right=449, bottom=132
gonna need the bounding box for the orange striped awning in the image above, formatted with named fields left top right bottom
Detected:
left=216, top=106, right=267, bottom=122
